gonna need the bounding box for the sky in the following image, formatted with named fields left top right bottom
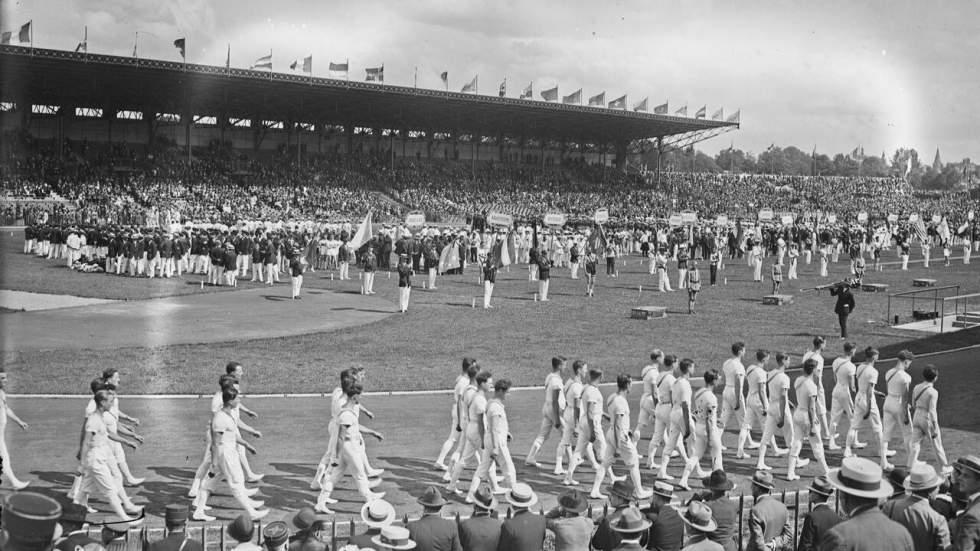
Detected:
left=2, top=0, right=979, bottom=161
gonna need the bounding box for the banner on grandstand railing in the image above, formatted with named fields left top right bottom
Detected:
left=680, top=210, right=698, bottom=225
left=908, top=213, right=919, bottom=223
left=543, top=212, right=567, bottom=227
left=487, top=212, right=514, bottom=227
left=780, top=214, right=794, bottom=225
left=887, top=213, right=899, bottom=223
left=668, top=213, right=683, bottom=226
left=715, top=214, right=729, bottom=227
left=594, top=208, right=609, bottom=223
left=758, top=208, right=774, bottom=222
left=857, top=211, right=868, bottom=223
left=932, top=214, right=941, bottom=223
left=826, top=214, right=837, bottom=224
left=405, top=211, right=426, bottom=229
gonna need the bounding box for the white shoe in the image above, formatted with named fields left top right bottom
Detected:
left=885, top=449, right=897, bottom=458
left=786, top=473, right=800, bottom=481
left=250, top=509, right=269, bottom=520
left=441, top=472, right=452, bottom=482
left=659, top=472, right=675, bottom=481
left=553, top=468, right=567, bottom=476
left=244, top=487, right=261, bottom=497
left=589, top=492, right=608, bottom=500
left=126, top=477, right=146, bottom=486
left=492, top=487, right=510, bottom=495
left=246, top=474, right=265, bottom=483
left=747, top=442, right=761, bottom=450
left=854, top=442, right=868, bottom=449
left=735, top=453, right=751, bottom=460
left=365, top=491, right=386, bottom=501
left=636, top=488, right=653, bottom=500
left=562, top=479, right=580, bottom=486
left=367, top=468, right=385, bottom=477
left=314, top=504, right=334, bottom=515
left=773, top=448, right=788, bottom=457
left=797, top=458, right=810, bottom=467
left=434, top=462, right=449, bottom=471
left=320, top=496, right=338, bottom=504
left=827, top=444, right=842, bottom=451
left=757, top=464, right=773, bottom=471
left=9, top=480, right=30, bottom=491
left=192, top=511, right=216, bottom=522
left=464, top=494, right=476, bottom=504
left=524, top=461, right=542, bottom=468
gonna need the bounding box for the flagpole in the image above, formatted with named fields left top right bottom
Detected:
left=83, top=26, right=87, bottom=59
left=30, top=19, right=33, bottom=54
left=414, top=66, right=417, bottom=89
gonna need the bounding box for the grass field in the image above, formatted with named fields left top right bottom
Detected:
left=1, top=229, right=978, bottom=394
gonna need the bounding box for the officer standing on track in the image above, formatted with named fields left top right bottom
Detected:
left=830, top=282, right=856, bottom=339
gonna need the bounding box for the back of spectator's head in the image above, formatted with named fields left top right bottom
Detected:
left=1, top=492, right=63, bottom=551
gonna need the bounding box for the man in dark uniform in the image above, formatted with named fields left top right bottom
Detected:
left=459, top=485, right=502, bottom=551
left=160, top=232, right=174, bottom=278
left=148, top=504, right=203, bottom=551
left=210, top=238, right=226, bottom=285
left=830, top=283, right=856, bottom=339
left=642, top=481, right=685, bottom=551
left=406, top=486, right=461, bottom=551
left=797, top=476, right=841, bottom=551
left=483, top=254, right=497, bottom=309
left=701, top=470, right=739, bottom=551
left=145, top=233, right=159, bottom=278
left=537, top=248, right=552, bottom=301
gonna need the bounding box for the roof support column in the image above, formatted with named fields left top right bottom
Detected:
left=613, top=139, right=628, bottom=171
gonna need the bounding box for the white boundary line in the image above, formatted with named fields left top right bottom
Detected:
left=13, top=342, right=980, bottom=399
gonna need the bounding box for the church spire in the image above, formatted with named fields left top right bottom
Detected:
left=933, top=148, right=943, bottom=171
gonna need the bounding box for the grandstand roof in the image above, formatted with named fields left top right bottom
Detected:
left=0, top=45, right=737, bottom=144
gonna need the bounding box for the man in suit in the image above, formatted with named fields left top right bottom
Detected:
left=593, top=480, right=637, bottom=551
left=460, top=485, right=502, bottom=551
left=747, top=471, right=792, bottom=551
left=148, top=505, right=203, bottom=551
left=797, top=476, right=841, bottom=551
left=952, top=455, right=980, bottom=551
left=829, top=283, right=855, bottom=339
left=881, top=464, right=950, bottom=551
left=608, top=507, right=652, bottom=551
left=348, top=499, right=396, bottom=549
left=497, top=483, right=545, bottom=551
left=701, top=470, right=738, bottom=551
left=642, top=481, right=686, bottom=551
left=680, top=501, right=724, bottom=551
left=545, top=489, right=594, bottom=551
left=819, top=457, right=913, bottom=551
left=407, top=486, right=461, bottom=551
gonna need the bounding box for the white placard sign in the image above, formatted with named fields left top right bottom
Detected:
left=405, top=212, right=426, bottom=228
left=857, top=211, right=868, bottom=223
left=780, top=214, right=794, bottom=225
left=716, top=214, right=729, bottom=227
left=543, top=212, right=567, bottom=226
left=909, top=213, right=919, bottom=223
left=594, top=208, right=609, bottom=223
left=681, top=210, right=698, bottom=224
left=932, top=214, right=941, bottom=223
left=758, top=208, right=775, bottom=222
left=827, top=214, right=838, bottom=224
left=487, top=212, right=514, bottom=227
left=887, top=214, right=899, bottom=223
left=668, top=213, right=683, bottom=226
left=969, top=210, right=975, bottom=221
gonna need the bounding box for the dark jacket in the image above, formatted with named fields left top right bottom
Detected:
left=497, top=510, right=546, bottom=551
left=819, top=505, right=913, bottom=551
left=831, top=287, right=855, bottom=315
left=147, top=532, right=204, bottom=551
left=644, top=504, right=685, bottom=551
left=459, top=514, right=503, bottom=551
left=407, top=513, right=462, bottom=551
left=705, top=496, right=739, bottom=551
left=798, top=503, right=842, bottom=551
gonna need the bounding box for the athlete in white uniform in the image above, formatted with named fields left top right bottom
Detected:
left=645, top=355, right=687, bottom=469
left=788, top=359, right=829, bottom=480
left=0, top=367, right=30, bottom=490
left=435, top=358, right=479, bottom=471
left=881, top=350, right=914, bottom=463
left=564, top=368, right=607, bottom=486
left=719, top=342, right=758, bottom=452
left=828, top=342, right=857, bottom=450
left=468, top=379, right=517, bottom=502
left=738, top=350, right=772, bottom=458
left=906, top=366, right=951, bottom=474
left=593, top=374, right=652, bottom=500
left=633, top=351, right=664, bottom=449
left=678, top=369, right=723, bottom=490
left=846, top=347, right=888, bottom=469
left=556, top=361, right=599, bottom=475
left=756, top=352, right=794, bottom=471
left=657, top=359, right=695, bottom=481
left=802, top=336, right=830, bottom=438
left=526, top=357, right=567, bottom=468
left=447, top=371, right=503, bottom=495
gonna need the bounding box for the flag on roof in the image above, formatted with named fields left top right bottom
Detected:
left=290, top=55, right=312, bottom=73
left=563, top=89, right=582, bottom=104
left=225, top=44, right=230, bottom=68
left=695, top=105, right=707, bottom=119
left=18, top=21, right=31, bottom=43
left=726, top=110, right=740, bottom=123
left=711, top=107, right=723, bottom=120
left=520, top=82, right=533, bottom=99
left=252, top=52, right=272, bottom=70
left=461, top=75, right=478, bottom=93
left=329, top=60, right=348, bottom=78
left=633, top=97, right=648, bottom=112
left=674, top=105, right=688, bottom=116
left=498, top=78, right=506, bottom=97
left=541, top=86, right=558, bottom=101
left=654, top=102, right=668, bottom=114
left=608, top=95, right=627, bottom=109
left=588, top=92, right=605, bottom=106
left=75, top=27, right=87, bottom=53
left=173, top=38, right=186, bottom=61
left=365, top=65, right=384, bottom=82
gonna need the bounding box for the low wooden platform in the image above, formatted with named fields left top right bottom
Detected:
left=631, top=306, right=667, bottom=319
left=763, top=294, right=794, bottom=305
left=862, top=283, right=890, bottom=292
left=913, top=278, right=938, bottom=287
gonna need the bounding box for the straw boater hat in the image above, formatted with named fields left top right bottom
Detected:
left=608, top=506, right=652, bottom=535
left=361, top=500, right=396, bottom=528
left=505, top=483, right=538, bottom=508
left=371, top=526, right=416, bottom=550
left=955, top=455, right=980, bottom=477
left=471, top=485, right=498, bottom=512
left=827, top=457, right=893, bottom=500
left=680, top=501, right=718, bottom=533
left=904, top=464, right=943, bottom=492
left=652, top=481, right=676, bottom=501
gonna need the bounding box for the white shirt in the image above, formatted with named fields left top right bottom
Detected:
left=722, top=357, right=745, bottom=395
left=692, top=388, right=718, bottom=425
left=608, top=394, right=631, bottom=441
left=641, top=364, right=659, bottom=398
left=212, top=409, right=238, bottom=452
left=486, top=399, right=508, bottom=448
left=832, top=357, right=855, bottom=391
left=670, top=378, right=693, bottom=415
left=766, top=371, right=791, bottom=414
left=579, top=385, right=603, bottom=427
left=656, top=371, right=676, bottom=405
left=563, top=379, right=584, bottom=423
left=543, top=372, right=566, bottom=415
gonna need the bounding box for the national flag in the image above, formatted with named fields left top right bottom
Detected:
left=532, top=222, right=539, bottom=251
left=18, top=21, right=31, bottom=43
left=711, top=107, right=723, bottom=120
left=440, top=71, right=448, bottom=86
left=438, top=237, right=461, bottom=274
left=562, top=89, right=582, bottom=104
left=225, top=44, right=230, bottom=68
left=365, top=65, right=384, bottom=82
left=75, top=27, right=87, bottom=53
left=506, top=232, right=516, bottom=266
left=540, top=86, right=558, bottom=101
left=674, top=105, right=688, bottom=116
left=173, top=38, right=186, bottom=61
left=498, top=78, right=506, bottom=97
left=349, top=211, right=374, bottom=250
left=329, top=60, right=348, bottom=78
left=1, top=32, right=10, bottom=45
left=633, top=97, right=648, bottom=112
left=252, top=52, right=273, bottom=70
left=608, top=95, right=627, bottom=109
left=588, top=92, right=605, bottom=106
left=520, top=82, right=532, bottom=99
left=290, top=55, right=312, bottom=73
left=726, top=110, right=740, bottom=123
left=461, top=75, right=478, bottom=93
left=912, top=218, right=927, bottom=242
left=695, top=105, right=707, bottom=119
left=653, top=102, right=668, bottom=114
left=587, top=224, right=607, bottom=255
left=490, top=240, right=505, bottom=269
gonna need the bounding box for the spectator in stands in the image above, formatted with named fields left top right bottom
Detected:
left=459, top=485, right=502, bottom=551
left=797, top=476, right=841, bottom=551
left=699, top=470, right=738, bottom=551
left=952, top=455, right=980, bottom=551
left=592, top=474, right=638, bottom=551
left=407, top=486, right=461, bottom=551
left=288, top=507, right=317, bottom=550
left=263, top=521, right=290, bottom=551
left=545, top=489, right=593, bottom=551
left=881, top=464, right=950, bottom=551
left=227, top=514, right=262, bottom=551
left=348, top=499, right=397, bottom=549
left=747, top=471, right=792, bottom=551
left=606, top=506, right=652, bottom=551
left=819, top=457, right=913, bottom=551
left=642, top=481, right=686, bottom=551
left=680, top=501, right=723, bottom=551
left=53, top=503, right=100, bottom=551
left=148, top=505, right=202, bottom=551
left=497, top=483, right=546, bottom=551
left=373, top=526, right=418, bottom=551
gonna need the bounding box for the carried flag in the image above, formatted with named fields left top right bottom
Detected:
left=520, top=82, right=533, bottom=99
left=711, top=107, right=723, bottom=120
left=498, top=78, right=506, bottom=97
left=912, top=218, right=927, bottom=242
left=349, top=211, right=374, bottom=250
left=905, top=156, right=913, bottom=177
left=562, top=89, right=582, bottom=104
left=541, top=86, right=558, bottom=101
left=173, top=38, right=186, bottom=61
left=461, top=75, right=478, bottom=93
left=365, top=65, right=384, bottom=82
left=695, top=105, right=707, bottom=119
left=438, top=237, right=461, bottom=274
left=290, top=55, right=312, bottom=73
left=587, top=224, right=607, bottom=255
left=588, top=92, right=605, bottom=106
left=608, top=95, right=627, bottom=109
left=674, top=105, right=688, bottom=116
left=252, top=51, right=273, bottom=70
left=725, top=110, right=740, bottom=123
left=633, top=97, right=648, bottom=112
left=329, top=60, right=348, bottom=78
